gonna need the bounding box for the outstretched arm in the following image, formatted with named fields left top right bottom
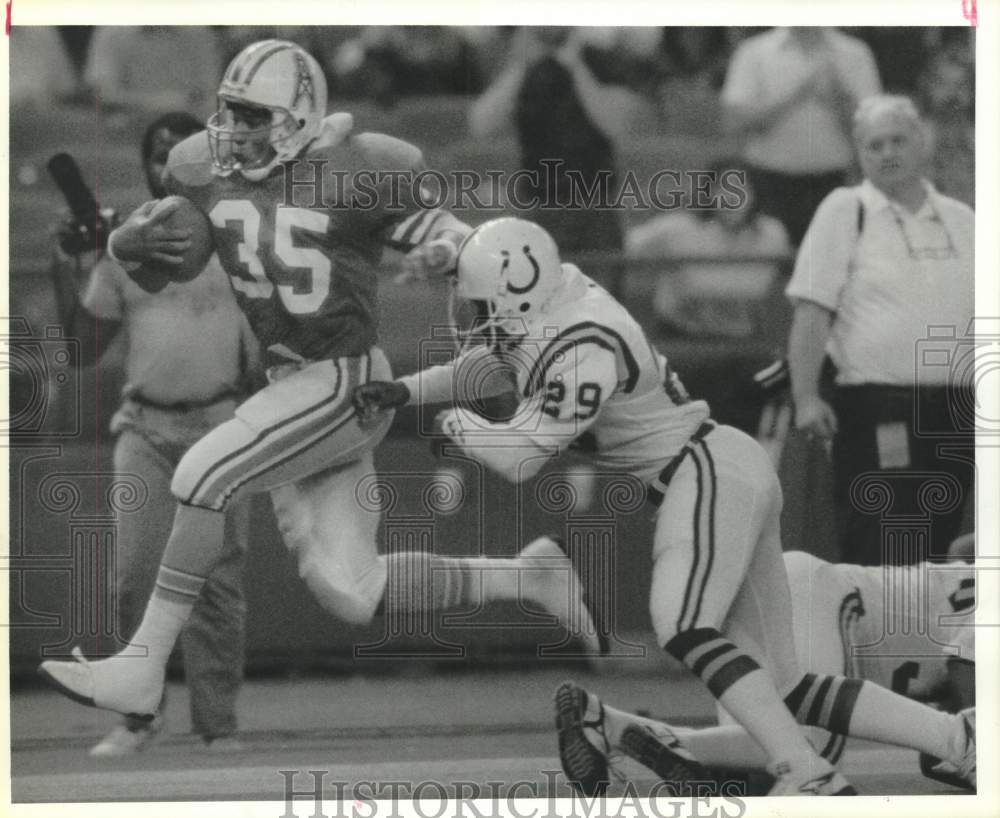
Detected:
left=556, top=34, right=633, bottom=143
left=352, top=345, right=511, bottom=422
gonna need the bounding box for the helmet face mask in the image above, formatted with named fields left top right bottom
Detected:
left=449, top=218, right=563, bottom=353
left=207, top=40, right=327, bottom=180
left=447, top=290, right=520, bottom=353
left=208, top=100, right=283, bottom=174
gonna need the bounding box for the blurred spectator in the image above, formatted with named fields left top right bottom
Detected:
left=469, top=27, right=642, bottom=256
left=329, top=26, right=484, bottom=106
left=627, top=161, right=790, bottom=338
left=919, top=51, right=975, bottom=206
left=83, top=27, right=222, bottom=119
left=57, top=26, right=96, bottom=76
left=574, top=27, right=667, bottom=97
left=845, top=27, right=931, bottom=95
left=721, top=27, right=881, bottom=246
left=9, top=26, right=79, bottom=107
left=449, top=26, right=511, bottom=86
left=785, top=96, right=974, bottom=566
left=221, top=26, right=328, bottom=64
left=660, top=27, right=732, bottom=90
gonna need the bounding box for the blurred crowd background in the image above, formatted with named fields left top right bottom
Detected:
left=6, top=25, right=977, bottom=674
left=10, top=26, right=975, bottom=204
left=11, top=26, right=976, bottom=123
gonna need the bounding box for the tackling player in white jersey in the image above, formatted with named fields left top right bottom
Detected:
left=354, top=217, right=976, bottom=796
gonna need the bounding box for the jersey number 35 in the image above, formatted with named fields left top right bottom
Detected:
left=210, top=200, right=331, bottom=315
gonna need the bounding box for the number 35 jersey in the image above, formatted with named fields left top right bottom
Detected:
left=164, top=113, right=448, bottom=364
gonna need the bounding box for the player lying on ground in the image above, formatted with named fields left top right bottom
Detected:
left=39, top=40, right=601, bottom=721
left=353, top=217, right=976, bottom=796
left=555, top=540, right=976, bottom=794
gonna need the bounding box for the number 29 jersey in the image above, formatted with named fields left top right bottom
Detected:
left=406, top=264, right=712, bottom=484
left=164, top=113, right=446, bottom=364
left=504, top=265, right=711, bottom=480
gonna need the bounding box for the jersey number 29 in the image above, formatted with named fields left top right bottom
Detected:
left=542, top=380, right=602, bottom=420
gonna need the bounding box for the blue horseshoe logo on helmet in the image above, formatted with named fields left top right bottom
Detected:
left=503, top=245, right=540, bottom=295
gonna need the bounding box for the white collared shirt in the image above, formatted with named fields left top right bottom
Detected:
left=786, top=179, right=974, bottom=385
left=721, top=27, right=882, bottom=174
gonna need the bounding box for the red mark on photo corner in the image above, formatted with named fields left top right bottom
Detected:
left=5, top=0, right=11, bottom=36
left=962, top=0, right=977, bottom=26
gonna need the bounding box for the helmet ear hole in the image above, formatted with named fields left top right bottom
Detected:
left=519, top=302, right=531, bottom=312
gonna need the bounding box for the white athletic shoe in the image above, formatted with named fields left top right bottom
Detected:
left=89, top=715, right=164, bottom=757
left=38, top=646, right=163, bottom=720
left=519, top=536, right=603, bottom=657
left=766, top=758, right=857, bottom=796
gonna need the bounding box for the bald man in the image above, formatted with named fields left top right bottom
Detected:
left=785, top=94, right=975, bottom=566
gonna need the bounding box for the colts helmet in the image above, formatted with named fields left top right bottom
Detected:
left=207, top=40, right=327, bottom=179
left=450, top=218, right=564, bottom=345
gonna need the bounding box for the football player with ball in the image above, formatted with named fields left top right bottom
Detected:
left=41, top=41, right=601, bottom=721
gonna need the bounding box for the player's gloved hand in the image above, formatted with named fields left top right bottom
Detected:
left=397, top=238, right=459, bottom=283
left=54, top=207, right=119, bottom=256
left=107, top=199, right=192, bottom=266
left=352, top=380, right=410, bottom=425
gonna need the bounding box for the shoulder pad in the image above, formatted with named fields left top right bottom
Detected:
left=306, top=112, right=356, bottom=157
left=523, top=316, right=641, bottom=398
left=351, top=131, right=425, bottom=173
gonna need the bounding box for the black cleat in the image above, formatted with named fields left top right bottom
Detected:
left=554, top=681, right=613, bottom=795
left=619, top=723, right=709, bottom=794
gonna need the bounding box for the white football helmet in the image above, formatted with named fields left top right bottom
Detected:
left=449, top=218, right=564, bottom=347
left=207, top=40, right=327, bottom=180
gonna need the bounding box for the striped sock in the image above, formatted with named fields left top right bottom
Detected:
left=665, top=627, right=817, bottom=764
left=381, top=552, right=480, bottom=615
left=123, top=504, right=223, bottom=667
left=784, top=673, right=862, bottom=735
left=784, top=672, right=957, bottom=760
left=664, top=627, right=761, bottom=697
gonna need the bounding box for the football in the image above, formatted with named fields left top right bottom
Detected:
left=129, top=196, right=214, bottom=292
